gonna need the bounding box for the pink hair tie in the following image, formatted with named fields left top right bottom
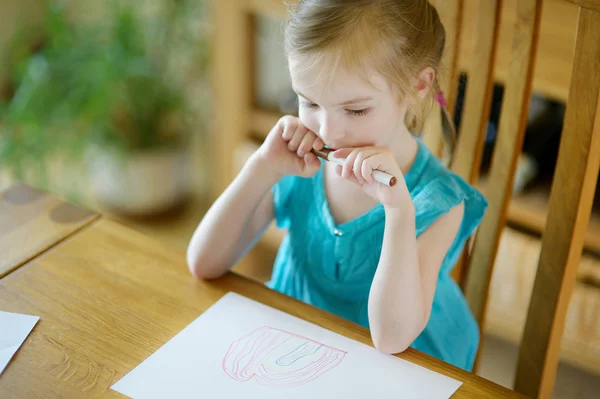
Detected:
left=435, top=90, right=448, bottom=108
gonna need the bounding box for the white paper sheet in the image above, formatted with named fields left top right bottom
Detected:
left=0, top=311, right=39, bottom=376
left=112, top=292, right=462, bottom=399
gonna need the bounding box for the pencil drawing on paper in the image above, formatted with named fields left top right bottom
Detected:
left=222, top=326, right=347, bottom=388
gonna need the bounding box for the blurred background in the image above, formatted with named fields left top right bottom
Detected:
left=0, top=0, right=211, bottom=242
left=0, top=0, right=598, bottom=397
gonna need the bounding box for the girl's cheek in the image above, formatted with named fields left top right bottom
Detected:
left=299, top=112, right=320, bottom=135
left=354, top=120, right=389, bottom=147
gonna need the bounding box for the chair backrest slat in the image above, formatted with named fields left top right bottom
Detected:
left=450, top=0, right=502, bottom=184
left=514, top=6, right=600, bottom=397
left=463, top=0, right=543, bottom=330
left=431, top=0, right=464, bottom=115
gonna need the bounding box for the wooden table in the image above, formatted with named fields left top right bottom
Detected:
left=0, top=184, right=98, bottom=278
left=0, top=186, right=525, bottom=398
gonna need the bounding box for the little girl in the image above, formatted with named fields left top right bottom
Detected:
left=187, top=0, right=487, bottom=371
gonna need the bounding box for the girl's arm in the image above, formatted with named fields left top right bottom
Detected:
left=331, top=146, right=465, bottom=353
left=186, top=155, right=279, bottom=279
left=187, top=116, right=324, bottom=279
left=368, top=202, right=464, bottom=354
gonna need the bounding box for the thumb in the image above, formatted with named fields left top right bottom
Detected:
left=302, top=153, right=321, bottom=174
left=331, top=148, right=352, bottom=159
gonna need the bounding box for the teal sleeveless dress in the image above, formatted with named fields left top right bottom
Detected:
left=266, top=139, right=488, bottom=371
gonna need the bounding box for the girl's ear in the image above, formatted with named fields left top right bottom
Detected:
left=415, top=67, right=435, bottom=100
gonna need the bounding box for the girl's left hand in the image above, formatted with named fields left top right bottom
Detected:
left=332, top=147, right=411, bottom=209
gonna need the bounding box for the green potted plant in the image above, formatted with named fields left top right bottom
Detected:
left=0, top=1, right=210, bottom=214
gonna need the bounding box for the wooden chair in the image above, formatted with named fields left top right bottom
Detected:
left=437, top=0, right=600, bottom=397
left=212, top=0, right=597, bottom=396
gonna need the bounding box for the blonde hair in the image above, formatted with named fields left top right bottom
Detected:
left=284, top=0, right=456, bottom=153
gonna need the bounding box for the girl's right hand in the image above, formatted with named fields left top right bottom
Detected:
left=256, top=115, right=324, bottom=178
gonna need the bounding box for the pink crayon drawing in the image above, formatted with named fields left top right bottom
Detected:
left=222, top=326, right=347, bottom=388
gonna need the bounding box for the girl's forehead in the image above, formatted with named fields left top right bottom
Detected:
left=289, top=56, right=390, bottom=100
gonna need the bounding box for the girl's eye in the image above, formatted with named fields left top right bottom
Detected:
left=346, top=108, right=371, bottom=116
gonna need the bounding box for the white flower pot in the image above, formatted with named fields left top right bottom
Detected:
left=89, top=147, right=190, bottom=216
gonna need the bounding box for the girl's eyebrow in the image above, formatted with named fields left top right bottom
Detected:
left=294, top=90, right=313, bottom=102
left=338, top=96, right=374, bottom=106
left=294, top=90, right=374, bottom=106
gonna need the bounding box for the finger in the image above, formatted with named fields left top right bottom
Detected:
left=353, top=151, right=366, bottom=185
left=361, top=157, right=375, bottom=184
left=363, top=153, right=393, bottom=184
left=342, top=149, right=359, bottom=179
left=281, top=119, right=295, bottom=141
left=331, top=148, right=353, bottom=159
left=300, top=153, right=320, bottom=177
left=273, top=119, right=285, bottom=139
left=298, top=131, right=316, bottom=156
left=332, top=146, right=381, bottom=161
left=312, top=136, right=325, bottom=151
left=304, top=152, right=320, bottom=170
left=335, top=164, right=360, bottom=185
left=287, top=124, right=307, bottom=152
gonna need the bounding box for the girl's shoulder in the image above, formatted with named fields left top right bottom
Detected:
left=410, top=139, right=488, bottom=237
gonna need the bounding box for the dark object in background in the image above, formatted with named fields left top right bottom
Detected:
left=453, top=73, right=509, bottom=175
left=452, top=73, right=586, bottom=194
